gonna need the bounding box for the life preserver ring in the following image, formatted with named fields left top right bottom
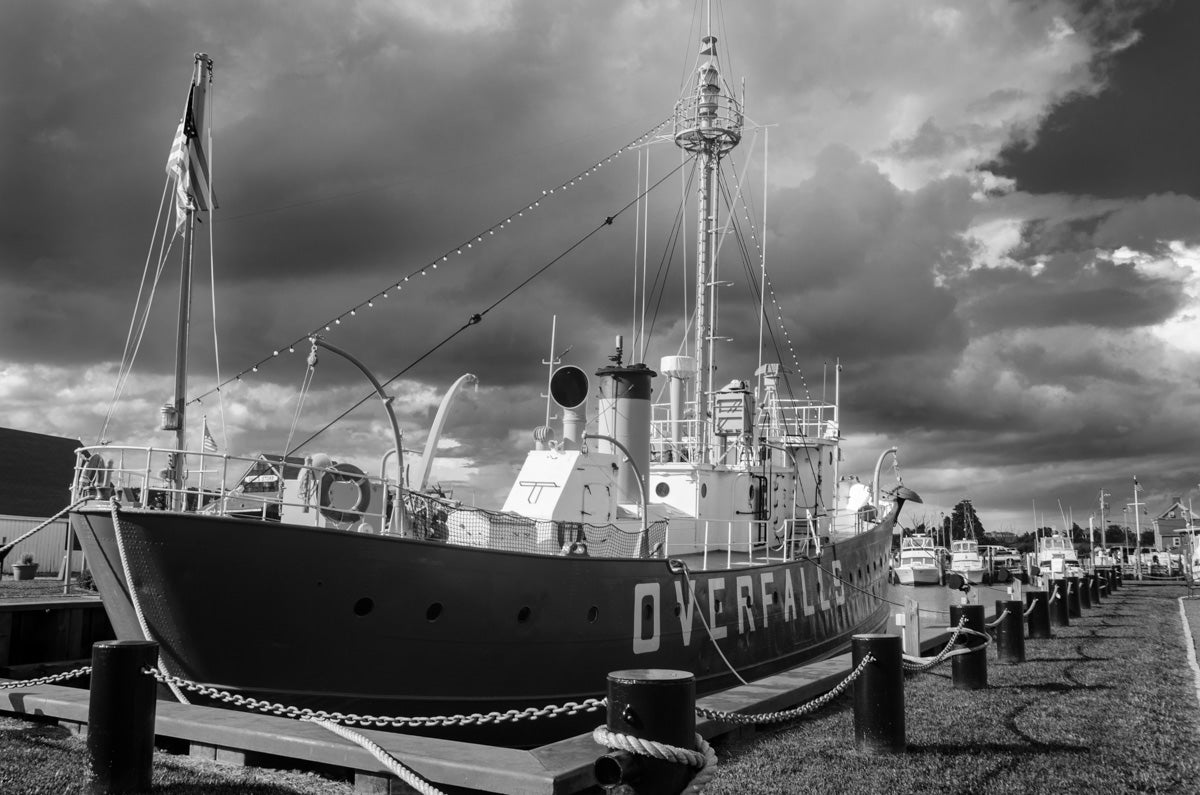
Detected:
left=318, top=462, right=371, bottom=524
left=79, top=452, right=110, bottom=496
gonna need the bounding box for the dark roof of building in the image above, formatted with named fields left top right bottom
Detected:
left=0, top=427, right=82, bottom=518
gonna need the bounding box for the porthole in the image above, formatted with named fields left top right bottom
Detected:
left=426, top=603, right=443, bottom=621
left=353, top=597, right=374, bottom=617
left=517, top=606, right=532, bottom=623
left=700, top=483, right=708, bottom=499
left=656, top=482, right=670, bottom=497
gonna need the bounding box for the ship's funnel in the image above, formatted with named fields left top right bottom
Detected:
left=595, top=360, right=657, bottom=506
left=659, top=355, right=696, bottom=462
left=550, top=365, right=589, bottom=449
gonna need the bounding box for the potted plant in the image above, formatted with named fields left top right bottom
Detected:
left=13, top=553, right=38, bottom=581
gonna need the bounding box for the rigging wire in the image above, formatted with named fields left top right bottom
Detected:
left=188, top=116, right=675, bottom=407
left=285, top=158, right=691, bottom=455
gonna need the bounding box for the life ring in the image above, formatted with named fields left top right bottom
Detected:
left=318, top=462, right=371, bottom=524
left=79, top=452, right=110, bottom=495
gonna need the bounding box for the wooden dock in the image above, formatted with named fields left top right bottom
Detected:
left=0, top=629, right=952, bottom=794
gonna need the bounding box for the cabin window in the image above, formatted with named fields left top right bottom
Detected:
left=700, top=484, right=708, bottom=499
left=656, top=482, right=670, bottom=497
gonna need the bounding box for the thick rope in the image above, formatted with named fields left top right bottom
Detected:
left=0, top=499, right=88, bottom=558
left=671, top=561, right=750, bottom=685
left=592, top=728, right=717, bottom=793
left=984, top=608, right=1010, bottom=629
left=109, top=499, right=191, bottom=704
left=307, top=718, right=446, bottom=795
left=1023, top=600, right=1039, bottom=617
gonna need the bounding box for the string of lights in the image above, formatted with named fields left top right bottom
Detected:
left=188, top=116, right=674, bottom=407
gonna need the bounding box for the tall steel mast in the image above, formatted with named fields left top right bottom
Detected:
left=672, top=25, right=742, bottom=464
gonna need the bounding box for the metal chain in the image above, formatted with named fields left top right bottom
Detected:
left=0, top=666, right=92, bottom=689
left=142, top=668, right=604, bottom=727
left=694, top=652, right=875, bottom=725
left=901, top=614, right=968, bottom=671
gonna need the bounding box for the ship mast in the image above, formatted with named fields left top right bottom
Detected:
left=162, top=54, right=214, bottom=497
left=672, top=14, right=742, bottom=464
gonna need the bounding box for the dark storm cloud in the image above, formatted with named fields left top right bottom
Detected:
left=992, top=0, right=1200, bottom=199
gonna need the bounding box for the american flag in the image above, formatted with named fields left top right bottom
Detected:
left=165, top=61, right=214, bottom=229
left=1133, top=476, right=1143, bottom=494
left=202, top=417, right=218, bottom=453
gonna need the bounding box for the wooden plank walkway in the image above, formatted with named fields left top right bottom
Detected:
left=0, top=630, right=952, bottom=794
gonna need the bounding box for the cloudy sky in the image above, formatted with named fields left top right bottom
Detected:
left=3, top=0, right=1199, bottom=535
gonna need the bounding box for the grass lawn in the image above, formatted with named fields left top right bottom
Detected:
left=0, top=583, right=1197, bottom=793
left=705, top=584, right=1200, bottom=794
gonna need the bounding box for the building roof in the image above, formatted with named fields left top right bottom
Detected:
left=0, top=427, right=82, bottom=518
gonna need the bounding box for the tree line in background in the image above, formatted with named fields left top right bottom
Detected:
left=902, top=499, right=1156, bottom=554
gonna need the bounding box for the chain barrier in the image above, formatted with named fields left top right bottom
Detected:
left=592, top=728, right=718, bottom=794
left=901, top=614, right=969, bottom=672
left=142, top=667, right=604, bottom=727
left=695, top=651, right=875, bottom=725
left=0, top=666, right=92, bottom=690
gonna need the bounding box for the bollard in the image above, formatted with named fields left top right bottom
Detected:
left=1078, top=574, right=1092, bottom=609
left=1097, top=570, right=1110, bottom=598
left=852, top=634, right=905, bottom=754
left=949, top=604, right=987, bottom=690
left=994, top=600, right=1026, bottom=664
left=594, top=670, right=696, bottom=793
left=1025, top=590, right=1051, bottom=639
left=1066, top=576, right=1082, bottom=618
left=1090, top=573, right=1102, bottom=603
left=87, top=640, right=159, bottom=794
left=1112, top=566, right=1122, bottom=589
left=1048, top=579, right=1070, bottom=628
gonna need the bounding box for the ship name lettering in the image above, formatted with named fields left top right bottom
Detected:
left=707, top=577, right=727, bottom=640
left=673, top=579, right=698, bottom=647
left=735, top=575, right=756, bottom=635
left=632, top=582, right=660, bottom=654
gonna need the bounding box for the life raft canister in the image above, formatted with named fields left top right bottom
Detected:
left=318, top=462, right=371, bottom=524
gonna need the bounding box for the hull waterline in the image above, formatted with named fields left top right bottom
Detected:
left=72, top=505, right=894, bottom=746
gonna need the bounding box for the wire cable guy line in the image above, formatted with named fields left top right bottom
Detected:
left=284, top=156, right=692, bottom=455
left=188, top=117, right=674, bottom=408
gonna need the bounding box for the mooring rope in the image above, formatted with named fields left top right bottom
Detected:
left=592, top=728, right=718, bottom=793
left=670, top=560, right=750, bottom=685
left=109, top=498, right=191, bottom=705
left=0, top=498, right=88, bottom=558
left=307, top=718, right=446, bottom=795
left=984, top=608, right=1010, bottom=629
left=1024, top=600, right=1039, bottom=617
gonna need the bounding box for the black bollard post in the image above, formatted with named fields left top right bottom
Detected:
left=1078, top=574, right=1092, bottom=609
left=87, top=640, right=159, bottom=794
left=1048, top=579, right=1070, bottom=628
left=994, top=600, right=1026, bottom=664
left=1113, top=566, right=1122, bottom=589
left=1025, top=590, right=1051, bottom=639
left=1098, top=570, right=1110, bottom=597
left=1090, top=573, right=1102, bottom=603
left=594, top=670, right=696, bottom=793
left=949, top=604, right=987, bottom=690
left=851, top=634, right=905, bottom=754
left=1066, top=576, right=1082, bottom=618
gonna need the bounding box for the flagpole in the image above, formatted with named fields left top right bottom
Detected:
left=1133, top=477, right=1143, bottom=580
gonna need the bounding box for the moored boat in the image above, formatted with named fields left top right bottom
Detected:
left=1036, top=532, right=1083, bottom=580
left=893, top=534, right=941, bottom=586
left=68, top=9, right=920, bottom=748
left=948, top=538, right=985, bottom=584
